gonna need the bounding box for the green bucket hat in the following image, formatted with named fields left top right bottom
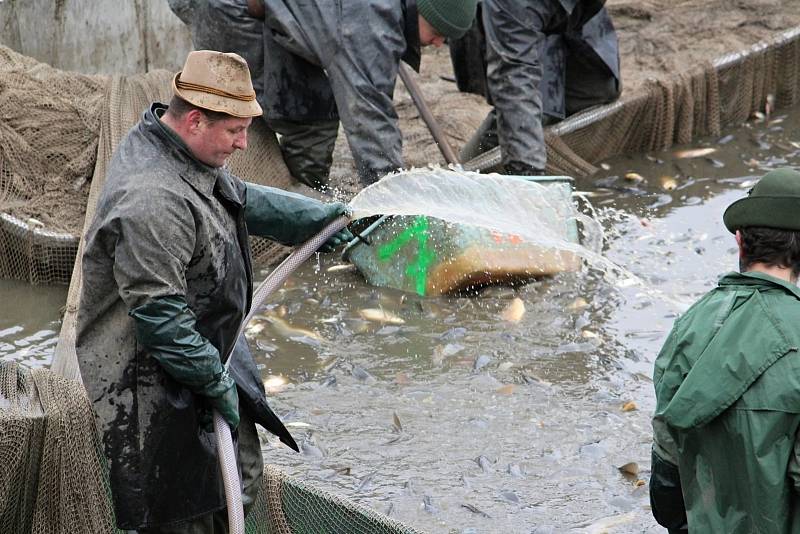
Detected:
left=418, top=0, right=478, bottom=40
left=723, top=168, right=800, bottom=232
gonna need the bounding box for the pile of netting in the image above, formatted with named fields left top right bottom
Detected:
left=0, top=44, right=308, bottom=285
left=0, top=361, right=421, bottom=534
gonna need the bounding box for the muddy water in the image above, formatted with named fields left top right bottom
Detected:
left=3, top=107, right=799, bottom=532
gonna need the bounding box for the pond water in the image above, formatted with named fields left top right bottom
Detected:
left=2, top=106, right=799, bottom=533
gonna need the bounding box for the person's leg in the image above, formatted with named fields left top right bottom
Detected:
left=563, top=47, right=619, bottom=116
left=265, top=118, right=339, bottom=190
left=136, top=512, right=219, bottom=534
left=459, top=109, right=498, bottom=163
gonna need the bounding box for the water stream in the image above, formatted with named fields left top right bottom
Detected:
left=3, top=106, right=800, bottom=532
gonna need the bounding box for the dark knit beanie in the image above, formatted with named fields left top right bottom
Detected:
left=418, top=0, right=478, bottom=40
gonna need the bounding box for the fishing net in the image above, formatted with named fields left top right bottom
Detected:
left=246, top=465, right=421, bottom=534
left=0, top=361, right=115, bottom=534
left=0, top=360, right=419, bottom=534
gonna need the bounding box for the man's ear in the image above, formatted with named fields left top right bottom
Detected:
left=735, top=230, right=744, bottom=258
left=185, top=109, right=204, bottom=133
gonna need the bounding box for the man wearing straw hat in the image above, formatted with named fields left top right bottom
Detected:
left=76, top=50, right=351, bottom=533
left=170, top=0, right=479, bottom=190
left=650, top=168, right=800, bottom=532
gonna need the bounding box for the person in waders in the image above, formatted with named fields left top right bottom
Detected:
left=650, top=168, right=800, bottom=533
left=75, top=50, right=352, bottom=533
left=169, top=0, right=479, bottom=190
left=449, top=0, right=620, bottom=174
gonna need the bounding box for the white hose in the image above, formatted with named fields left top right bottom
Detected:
left=215, top=214, right=351, bottom=534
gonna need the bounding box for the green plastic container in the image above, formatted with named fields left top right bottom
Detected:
left=343, top=176, right=580, bottom=296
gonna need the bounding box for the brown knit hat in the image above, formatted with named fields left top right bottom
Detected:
left=172, top=50, right=262, bottom=118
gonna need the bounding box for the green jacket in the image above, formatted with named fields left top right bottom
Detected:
left=651, top=271, right=800, bottom=533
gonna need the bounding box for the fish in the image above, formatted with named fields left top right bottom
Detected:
left=660, top=176, right=678, bottom=191
left=496, top=384, right=516, bottom=395
left=263, top=375, right=288, bottom=393
left=392, top=412, right=403, bottom=433
left=285, top=421, right=312, bottom=429
left=579, top=512, right=637, bottom=533
left=264, top=315, right=326, bottom=342
left=327, top=263, right=356, bottom=273
left=500, top=297, right=526, bottom=322
left=622, top=401, right=637, bottom=412
left=618, top=462, right=639, bottom=476
left=674, top=147, right=716, bottom=159
left=623, top=172, right=645, bottom=183
left=356, top=471, right=376, bottom=493
left=358, top=308, right=405, bottom=325
left=461, top=503, right=491, bottom=518
left=568, top=297, right=589, bottom=312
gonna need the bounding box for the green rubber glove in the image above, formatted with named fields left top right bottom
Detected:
left=244, top=183, right=351, bottom=246
left=204, top=371, right=240, bottom=430
left=319, top=225, right=355, bottom=253
left=130, top=295, right=240, bottom=430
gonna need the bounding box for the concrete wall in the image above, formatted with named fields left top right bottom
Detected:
left=0, top=0, right=192, bottom=74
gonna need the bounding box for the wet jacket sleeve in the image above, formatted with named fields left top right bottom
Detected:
left=243, top=182, right=349, bottom=245
left=483, top=0, right=549, bottom=174
left=650, top=418, right=688, bottom=530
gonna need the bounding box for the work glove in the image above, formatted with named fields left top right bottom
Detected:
left=318, top=202, right=354, bottom=252
left=130, top=295, right=241, bottom=431
left=245, top=183, right=353, bottom=246
left=200, top=370, right=240, bottom=431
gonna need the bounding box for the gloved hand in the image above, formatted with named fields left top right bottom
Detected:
left=318, top=203, right=354, bottom=252
left=319, top=226, right=355, bottom=252
left=201, top=369, right=240, bottom=431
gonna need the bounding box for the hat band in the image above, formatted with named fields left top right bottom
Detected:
left=176, top=76, right=256, bottom=102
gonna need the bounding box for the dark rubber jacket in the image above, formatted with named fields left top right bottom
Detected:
left=76, top=103, right=343, bottom=530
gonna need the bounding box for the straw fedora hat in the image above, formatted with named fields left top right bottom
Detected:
left=172, top=50, right=262, bottom=118
left=723, top=168, right=800, bottom=232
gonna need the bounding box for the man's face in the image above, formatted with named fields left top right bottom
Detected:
left=191, top=114, right=252, bottom=168
left=418, top=14, right=445, bottom=47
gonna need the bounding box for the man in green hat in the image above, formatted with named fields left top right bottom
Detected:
left=170, top=0, right=478, bottom=189
left=650, top=168, right=800, bottom=532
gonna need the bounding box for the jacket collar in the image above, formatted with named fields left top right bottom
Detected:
left=558, top=0, right=580, bottom=14
left=143, top=102, right=221, bottom=200
left=718, top=270, right=800, bottom=301
left=402, top=0, right=421, bottom=72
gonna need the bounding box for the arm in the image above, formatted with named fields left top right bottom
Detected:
left=243, top=182, right=350, bottom=246
left=111, top=185, right=239, bottom=428
left=483, top=0, right=548, bottom=174
left=650, top=418, right=688, bottom=531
